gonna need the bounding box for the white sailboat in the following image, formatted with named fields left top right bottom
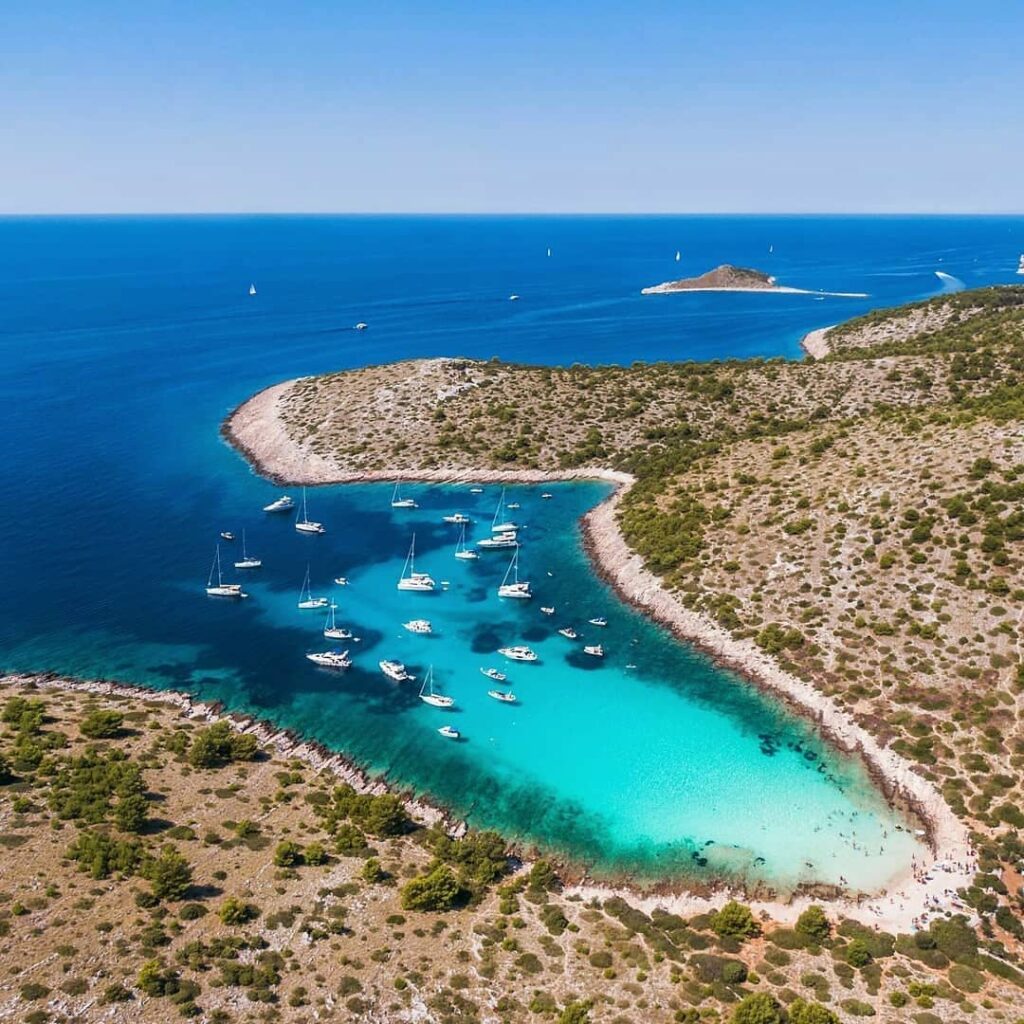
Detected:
left=205, top=544, right=247, bottom=598
left=263, top=494, right=295, bottom=513
left=497, top=546, right=531, bottom=599
left=477, top=530, right=517, bottom=550
left=397, top=535, right=435, bottom=591
left=298, top=566, right=329, bottom=609
left=546, top=247, right=552, bottom=257
left=324, top=603, right=354, bottom=640
left=490, top=487, right=518, bottom=534
left=418, top=666, right=455, bottom=708
left=1018, top=254, right=1024, bottom=275
left=295, top=487, right=325, bottom=534
left=306, top=649, right=351, bottom=669
left=233, top=530, right=262, bottom=569
left=391, top=480, right=417, bottom=509
left=675, top=250, right=681, bottom=262
left=249, top=283, right=257, bottom=296
left=455, top=522, right=479, bottom=560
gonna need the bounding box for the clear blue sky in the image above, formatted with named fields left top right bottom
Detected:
left=3, top=1, right=1021, bottom=213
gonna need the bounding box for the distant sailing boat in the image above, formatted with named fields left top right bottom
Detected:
left=323, top=602, right=353, bottom=640
left=397, top=534, right=436, bottom=591
left=298, top=565, right=329, bottom=609
left=454, top=521, right=478, bottom=560
left=206, top=544, right=247, bottom=598
left=768, top=243, right=774, bottom=254
left=295, top=486, right=325, bottom=534
left=1017, top=253, right=1024, bottom=276
left=233, top=529, right=262, bottom=569
left=490, top=487, right=518, bottom=534
left=498, top=546, right=531, bottom=599
left=546, top=247, right=552, bottom=257
left=675, top=250, right=681, bottom=262
left=419, top=666, right=454, bottom=708
left=391, top=480, right=417, bottom=509
left=249, top=283, right=257, bottom=296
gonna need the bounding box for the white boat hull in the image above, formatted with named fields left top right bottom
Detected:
left=298, top=599, right=329, bottom=609
left=498, top=584, right=532, bottom=599
left=206, top=586, right=247, bottom=598
left=234, top=559, right=262, bottom=569
left=397, top=580, right=435, bottom=592
left=420, top=694, right=454, bottom=708
left=295, top=522, right=325, bottom=534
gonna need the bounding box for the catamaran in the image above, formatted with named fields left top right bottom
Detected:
left=442, top=512, right=471, bottom=524
left=490, top=488, right=518, bottom=534
left=295, top=487, right=325, bottom=534
left=477, top=530, right=518, bottom=550
left=233, top=530, right=262, bottom=569
left=263, top=494, right=295, bottom=513
left=419, top=667, right=455, bottom=708
left=480, top=667, right=507, bottom=682
left=498, top=547, right=531, bottom=599
left=583, top=644, right=604, bottom=658
left=391, top=481, right=417, bottom=509
left=455, top=522, right=479, bottom=560
left=397, top=535, right=435, bottom=591
left=438, top=725, right=461, bottom=739
left=380, top=660, right=414, bottom=682
left=488, top=688, right=517, bottom=704
left=324, top=603, right=354, bottom=640
left=403, top=619, right=432, bottom=635
left=298, top=566, right=329, bottom=609
left=205, top=544, right=247, bottom=598
left=306, top=649, right=351, bottom=669
left=498, top=645, right=537, bottom=662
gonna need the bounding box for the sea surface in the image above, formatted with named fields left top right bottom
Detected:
left=2, top=215, right=1022, bottom=889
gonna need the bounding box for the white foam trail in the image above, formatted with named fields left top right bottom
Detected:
left=934, top=270, right=965, bottom=292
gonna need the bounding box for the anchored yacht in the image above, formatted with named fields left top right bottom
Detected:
left=480, top=667, right=507, bottom=682
left=205, top=545, right=247, bottom=598
left=403, top=619, right=432, bottom=635
left=297, top=566, right=329, bottom=609
left=488, top=689, right=517, bottom=704
left=323, top=603, right=354, bottom=640
left=498, top=645, right=537, bottom=662
left=233, top=530, right=262, bottom=569
left=419, top=667, right=454, bottom=708
left=438, top=725, right=461, bottom=739
left=263, top=494, right=295, bottom=513
left=397, top=535, right=436, bottom=591
left=295, top=487, right=325, bottom=534
left=497, top=547, right=531, bottom=599
left=380, top=660, right=415, bottom=682
left=306, top=649, right=351, bottom=669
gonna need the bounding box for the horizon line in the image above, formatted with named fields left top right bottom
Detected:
left=1, top=210, right=1024, bottom=219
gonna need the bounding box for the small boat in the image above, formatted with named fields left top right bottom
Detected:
left=769, top=243, right=774, bottom=254
left=295, top=487, right=325, bottom=534
left=541, top=493, right=552, bottom=500
left=205, top=545, right=247, bottom=598
left=220, top=531, right=235, bottom=541
left=583, top=644, right=604, bottom=658
left=477, top=531, right=518, bottom=550
left=391, top=480, right=417, bottom=509
left=333, top=576, right=349, bottom=586
left=354, top=322, right=368, bottom=330
left=509, top=294, right=520, bottom=301
left=306, top=649, right=351, bottom=669
left=380, top=660, right=415, bottom=682
left=506, top=501, right=520, bottom=510
left=324, top=603, right=354, bottom=640
left=1018, top=254, right=1024, bottom=276
left=480, top=667, right=507, bottom=682
left=498, top=645, right=537, bottom=662
left=263, top=494, right=295, bottom=513
left=546, top=247, right=552, bottom=257
left=419, top=667, right=455, bottom=708
left=298, top=566, right=329, bottom=609
left=675, top=250, right=681, bottom=262
left=397, top=535, right=435, bottom=591
left=438, top=725, right=461, bottom=740
left=497, top=547, right=531, bottom=599
left=442, top=513, right=471, bottom=524
left=558, top=627, right=577, bottom=640
left=469, top=486, right=483, bottom=494
left=540, top=606, right=555, bottom=616
left=454, top=522, right=479, bottom=561
left=403, top=619, right=432, bottom=635
left=233, top=530, right=262, bottom=569
left=249, top=283, right=257, bottom=296
left=588, top=617, right=607, bottom=627
left=488, top=689, right=517, bottom=704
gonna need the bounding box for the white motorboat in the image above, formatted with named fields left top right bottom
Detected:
left=263, top=494, right=295, bottom=513
left=506, top=501, right=520, bottom=510
left=488, top=689, right=517, bottom=704
left=249, top=283, right=257, bottom=296
left=1018, top=254, right=1024, bottom=275
left=497, top=547, right=531, bottom=599
left=588, top=617, right=608, bottom=627
left=583, top=644, right=604, bottom=658
left=558, top=627, right=577, bottom=639
left=509, top=294, right=519, bottom=301
left=541, top=493, right=552, bottom=500
left=480, top=667, right=507, bottom=682
left=324, top=603, right=354, bottom=640
left=220, top=531, right=235, bottom=541
left=438, top=725, right=461, bottom=739
left=306, top=649, right=351, bottom=669
left=295, top=487, right=325, bottom=534
left=298, top=566, right=329, bottom=609
left=540, top=606, right=555, bottom=615
left=477, top=531, right=518, bottom=550
left=397, top=535, right=435, bottom=591
left=442, top=513, right=471, bottom=524
left=403, top=619, right=432, bottom=635
left=391, top=480, right=417, bottom=509
left=498, top=645, right=537, bottom=662
left=454, top=521, right=479, bottom=560
left=419, top=667, right=454, bottom=708
left=354, top=322, right=368, bottom=330
left=380, top=660, right=415, bottom=682
left=333, top=576, right=349, bottom=586
left=233, top=529, right=262, bottom=569
left=469, top=486, right=483, bottom=494
left=205, top=544, right=247, bottom=598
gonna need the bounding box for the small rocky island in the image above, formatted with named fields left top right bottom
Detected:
left=642, top=263, right=781, bottom=294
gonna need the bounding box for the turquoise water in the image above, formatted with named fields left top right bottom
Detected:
left=3, top=215, right=1021, bottom=889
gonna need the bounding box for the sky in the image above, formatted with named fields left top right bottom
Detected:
left=1, top=1, right=1022, bottom=214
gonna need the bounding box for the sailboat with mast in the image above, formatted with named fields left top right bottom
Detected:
left=205, top=545, right=247, bottom=598
left=454, top=521, right=479, bottom=560
left=233, top=529, right=262, bottom=569
left=418, top=666, right=454, bottom=708
left=490, top=487, right=518, bottom=534
left=295, top=487, right=325, bottom=534
left=297, top=565, right=329, bottom=609
left=323, top=603, right=354, bottom=640
left=497, top=546, right=531, bottom=599
left=391, top=480, right=417, bottom=509
left=397, top=534, right=436, bottom=591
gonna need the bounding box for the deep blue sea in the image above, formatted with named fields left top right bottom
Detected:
left=2, top=215, right=1021, bottom=889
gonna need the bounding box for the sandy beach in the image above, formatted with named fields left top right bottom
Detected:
left=800, top=324, right=835, bottom=359
left=642, top=284, right=868, bottom=297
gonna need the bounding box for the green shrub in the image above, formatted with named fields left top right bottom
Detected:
left=711, top=901, right=760, bottom=940
left=400, top=865, right=462, bottom=912
left=788, top=1000, right=839, bottom=1024
left=730, top=992, right=784, bottom=1023
left=795, top=905, right=830, bottom=944
left=142, top=847, right=193, bottom=901
left=79, top=709, right=125, bottom=739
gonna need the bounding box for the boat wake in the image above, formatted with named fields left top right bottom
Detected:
left=934, top=270, right=966, bottom=292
